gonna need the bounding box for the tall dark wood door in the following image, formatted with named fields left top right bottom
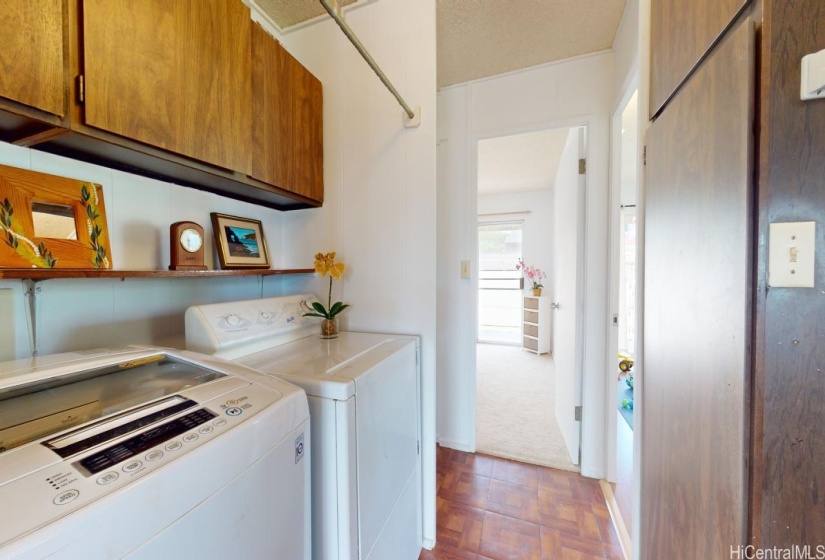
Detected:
left=251, top=24, right=323, bottom=202
left=643, top=19, right=754, bottom=559
left=0, top=0, right=64, bottom=116
left=650, top=0, right=749, bottom=118
left=82, top=0, right=252, bottom=174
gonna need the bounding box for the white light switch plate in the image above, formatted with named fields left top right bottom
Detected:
left=801, top=48, right=825, bottom=100
left=0, top=289, right=15, bottom=361
left=460, top=260, right=471, bottom=279
left=769, top=221, right=816, bottom=288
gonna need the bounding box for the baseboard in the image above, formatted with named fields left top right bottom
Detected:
left=599, top=479, right=631, bottom=560
left=422, top=537, right=435, bottom=550
left=435, top=437, right=474, bottom=453
left=580, top=464, right=606, bottom=480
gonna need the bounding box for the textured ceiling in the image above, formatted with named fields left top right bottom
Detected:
left=438, top=0, right=627, bottom=87
left=478, top=128, right=571, bottom=196
left=257, top=0, right=627, bottom=89
left=255, top=0, right=357, bottom=29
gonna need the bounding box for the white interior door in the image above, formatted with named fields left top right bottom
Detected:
left=552, top=127, right=585, bottom=465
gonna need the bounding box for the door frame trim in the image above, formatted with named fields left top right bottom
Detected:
left=469, top=116, right=591, bottom=461
left=607, top=74, right=641, bottom=482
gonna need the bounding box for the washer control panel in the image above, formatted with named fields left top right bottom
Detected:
left=0, top=384, right=279, bottom=547
left=77, top=408, right=216, bottom=476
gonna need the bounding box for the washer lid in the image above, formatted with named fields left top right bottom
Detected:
left=237, top=332, right=414, bottom=400
left=0, top=353, right=227, bottom=456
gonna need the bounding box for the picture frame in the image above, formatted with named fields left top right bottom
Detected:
left=0, top=164, right=112, bottom=269
left=210, top=213, right=271, bottom=269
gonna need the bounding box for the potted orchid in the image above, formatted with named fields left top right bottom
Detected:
left=302, top=251, right=350, bottom=338
left=516, top=259, right=546, bottom=296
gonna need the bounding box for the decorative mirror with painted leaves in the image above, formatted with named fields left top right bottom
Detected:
left=0, top=164, right=112, bottom=269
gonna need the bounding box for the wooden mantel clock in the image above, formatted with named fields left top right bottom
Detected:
left=169, top=221, right=207, bottom=270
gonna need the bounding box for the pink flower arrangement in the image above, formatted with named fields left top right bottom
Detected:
left=516, top=259, right=546, bottom=289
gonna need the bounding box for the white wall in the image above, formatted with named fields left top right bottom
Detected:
left=254, top=0, right=438, bottom=545
left=477, top=189, right=554, bottom=292
left=436, top=51, right=614, bottom=478
left=436, top=87, right=474, bottom=449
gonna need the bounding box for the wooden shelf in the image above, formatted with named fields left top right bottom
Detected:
left=0, top=268, right=315, bottom=280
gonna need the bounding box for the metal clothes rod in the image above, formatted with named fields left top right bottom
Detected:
left=319, top=0, right=417, bottom=122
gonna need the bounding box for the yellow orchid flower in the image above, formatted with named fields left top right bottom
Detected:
left=303, top=251, right=350, bottom=323
left=329, top=262, right=346, bottom=280
left=314, top=253, right=329, bottom=276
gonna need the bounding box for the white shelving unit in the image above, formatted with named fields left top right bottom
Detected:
left=522, top=295, right=551, bottom=354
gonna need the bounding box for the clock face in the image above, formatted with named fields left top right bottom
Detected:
left=180, top=228, right=203, bottom=253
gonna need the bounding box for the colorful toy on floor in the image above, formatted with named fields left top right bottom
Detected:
left=618, top=351, right=635, bottom=373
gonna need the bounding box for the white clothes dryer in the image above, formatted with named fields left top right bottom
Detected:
left=0, top=346, right=310, bottom=560
left=186, top=294, right=422, bottom=560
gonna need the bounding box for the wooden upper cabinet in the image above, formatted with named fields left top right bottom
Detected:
left=0, top=0, right=65, bottom=117
left=251, top=24, right=323, bottom=202
left=650, top=0, right=749, bottom=118
left=81, top=0, right=253, bottom=174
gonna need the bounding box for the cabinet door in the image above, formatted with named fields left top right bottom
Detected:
left=650, top=0, right=749, bottom=118
left=251, top=25, right=323, bottom=202
left=643, top=20, right=753, bottom=559
left=0, top=0, right=64, bottom=116
left=82, top=0, right=252, bottom=174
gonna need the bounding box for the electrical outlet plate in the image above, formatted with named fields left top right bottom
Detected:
left=769, top=221, right=816, bottom=288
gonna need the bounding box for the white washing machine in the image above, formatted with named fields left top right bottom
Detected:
left=0, top=346, right=311, bottom=559
left=185, top=294, right=422, bottom=560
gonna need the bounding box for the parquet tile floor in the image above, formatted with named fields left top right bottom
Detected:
left=420, top=446, right=624, bottom=560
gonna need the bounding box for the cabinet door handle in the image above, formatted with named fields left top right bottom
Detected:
left=550, top=302, right=560, bottom=310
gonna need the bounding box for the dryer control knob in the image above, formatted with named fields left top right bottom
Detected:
left=260, top=311, right=271, bottom=321
left=226, top=314, right=242, bottom=327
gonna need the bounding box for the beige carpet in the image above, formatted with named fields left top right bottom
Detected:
left=476, top=344, right=579, bottom=472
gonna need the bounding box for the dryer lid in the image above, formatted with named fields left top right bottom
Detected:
left=237, top=332, right=414, bottom=400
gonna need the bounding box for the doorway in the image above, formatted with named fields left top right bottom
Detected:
left=606, top=87, right=639, bottom=557
left=473, top=126, right=586, bottom=472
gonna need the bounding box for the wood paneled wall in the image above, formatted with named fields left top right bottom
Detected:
left=650, top=0, right=749, bottom=118
left=643, top=19, right=754, bottom=559
left=752, top=0, right=825, bottom=547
